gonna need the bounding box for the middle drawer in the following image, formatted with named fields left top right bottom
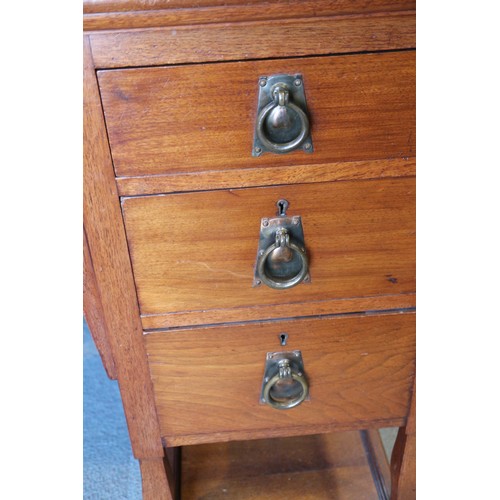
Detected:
left=122, top=177, right=415, bottom=328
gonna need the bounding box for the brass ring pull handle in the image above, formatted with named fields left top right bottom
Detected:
left=256, top=86, right=310, bottom=154
left=257, top=228, right=309, bottom=290
left=262, top=359, right=309, bottom=410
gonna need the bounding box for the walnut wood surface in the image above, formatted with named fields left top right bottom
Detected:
left=141, top=293, right=416, bottom=330
left=116, top=157, right=416, bottom=197
left=84, top=36, right=164, bottom=458
left=99, top=51, right=414, bottom=177
left=84, top=0, right=265, bottom=11
left=121, top=178, right=415, bottom=321
left=391, top=430, right=416, bottom=499
left=145, top=312, right=415, bottom=446
left=181, top=431, right=388, bottom=499
left=84, top=2, right=416, bottom=495
left=139, top=458, right=173, bottom=500
left=84, top=0, right=415, bottom=14
left=84, top=1, right=415, bottom=31
left=83, top=229, right=117, bottom=379
left=390, top=381, right=416, bottom=499
left=90, top=12, right=415, bottom=68
left=165, top=419, right=406, bottom=448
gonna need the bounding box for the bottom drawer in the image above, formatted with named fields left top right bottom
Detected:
left=145, top=312, right=415, bottom=446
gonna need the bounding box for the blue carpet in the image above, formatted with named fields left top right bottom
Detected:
left=83, top=319, right=142, bottom=499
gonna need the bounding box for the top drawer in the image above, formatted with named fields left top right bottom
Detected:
left=98, top=51, right=415, bottom=178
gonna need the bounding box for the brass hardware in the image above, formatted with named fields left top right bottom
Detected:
left=257, top=228, right=308, bottom=289
left=252, top=74, right=313, bottom=156
left=260, top=351, right=309, bottom=410
left=253, top=200, right=310, bottom=289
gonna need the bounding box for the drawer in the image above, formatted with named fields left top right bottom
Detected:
left=145, top=311, right=415, bottom=446
left=122, top=177, right=415, bottom=328
left=98, top=51, right=415, bottom=177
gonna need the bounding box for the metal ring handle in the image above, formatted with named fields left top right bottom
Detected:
left=256, top=100, right=310, bottom=154
left=257, top=238, right=309, bottom=290
left=262, top=371, right=308, bottom=410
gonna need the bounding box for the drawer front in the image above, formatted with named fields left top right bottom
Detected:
left=122, top=177, right=415, bottom=326
left=98, top=51, right=415, bottom=177
left=145, top=312, right=415, bottom=446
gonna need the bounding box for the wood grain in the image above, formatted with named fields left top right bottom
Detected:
left=84, top=36, right=164, bottom=459
left=98, top=50, right=415, bottom=177
left=181, top=431, right=389, bottom=499
left=141, top=293, right=416, bottom=330
left=84, top=0, right=267, bottom=12
left=163, top=419, right=405, bottom=448
left=84, top=4, right=416, bottom=496
left=84, top=1, right=415, bottom=32
left=84, top=0, right=415, bottom=15
left=391, top=430, right=416, bottom=499
left=83, top=229, right=117, bottom=379
left=90, top=12, right=416, bottom=68
left=139, top=458, right=173, bottom=500
left=145, top=312, right=416, bottom=446
left=121, top=178, right=415, bottom=320
left=390, top=381, right=416, bottom=499
left=116, top=157, right=416, bottom=197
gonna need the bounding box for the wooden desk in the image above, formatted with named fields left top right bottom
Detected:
left=84, top=2, right=415, bottom=497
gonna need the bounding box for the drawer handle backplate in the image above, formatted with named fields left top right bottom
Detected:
left=260, top=351, right=309, bottom=410
left=252, top=74, right=313, bottom=156
left=253, top=200, right=310, bottom=289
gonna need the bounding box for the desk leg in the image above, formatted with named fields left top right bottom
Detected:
left=390, top=379, right=416, bottom=499
left=139, top=452, right=177, bottom=500
left=139, top=448, right=181, bottom=500
left=390, top=427, right=416, bottom=499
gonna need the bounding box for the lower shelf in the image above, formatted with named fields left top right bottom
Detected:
left=179, top=429, right=392, bottom=499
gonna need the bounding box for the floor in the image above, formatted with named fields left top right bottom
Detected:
left=83, top=319, right=142, bottom=499
left=83, top=319, right=397, bottom=499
